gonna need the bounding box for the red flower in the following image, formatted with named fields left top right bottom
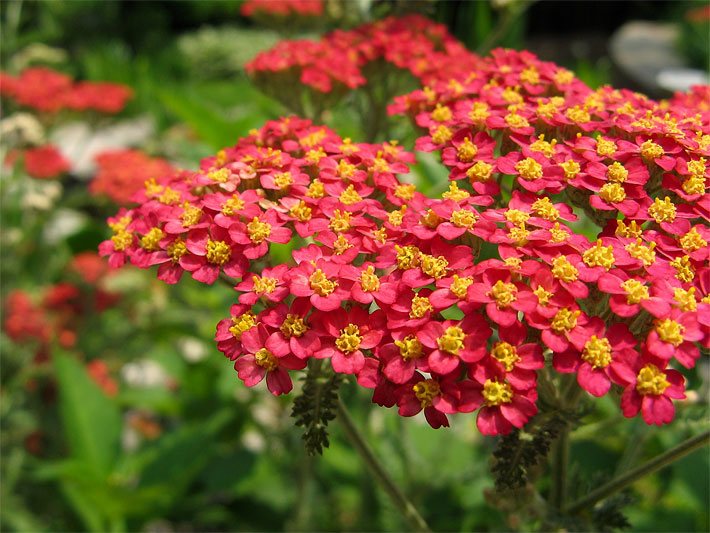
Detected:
left=396, top=372, right=459, bottom=429
left=618, top=358, right=685, bottom=426
left=24, top=145, right=70, bottom=179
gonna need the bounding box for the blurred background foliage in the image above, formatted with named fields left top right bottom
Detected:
left=0, top=1, right=707, bottom=531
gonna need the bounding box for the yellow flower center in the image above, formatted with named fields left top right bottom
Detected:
left=508, top=223, right=530, bottom=246
left=505, top=209, right=530, bottom=225
left=467, top=161, right=493, bottom=182
left=550, top=222, right=569, bottom=243
left=167, top=238, right=187, bottom=262
left=339, top=184, right=362, bottom=205
left=640, top=140, right=664, bottom=160
left=420, top=209, right=442, bottom=228
left=140, top=227, right=164, bottom=251
left=159, top=187, right=181, bottom=205
left=413, top=379, right=441, bottom=408
left=431, top=125, right=453, bottom=145
left=221, top=195, right=245, bottom=216
left=635, top=364, right=670, bottom=396
left=551, top=256, right=579, bottom=282
left=230, top=312, right=256, bottom=339
left=337, top=159, right=357, bottom=179
left=620, top=278, right=649, bottom=304
left=182, top=203, right=203, bottom=226
left=395, top=335, right=424, bottom=361
left=206, top=240, right=231, bottom=265
left=490, top=341, right=520, bottom=371
left=520, top=65, right=540, bottom=85
left=280, top=314, right=308, bottom=338
left=581, top=336, right=612, bottom=369
left=534, top=285, right=553, bottom=306
left=616, top=220, right=642, bottom=238
left=450, top=275, right=473, bottom=299
left=451, top=208, right=478, bottom=228
left=306, top=178, right=325, bottom=198
left=388, top=207, right=406, bottom=227
left=606, top=162, right=628, bottom=183
left=431, top=103, right=452, bottom=122
left=253, top=275, right=278, bottom=294
left=410, top=295, right=433, bottom=318
left=442, top=182, right=470, bottom=201
left=682, top=174, right=705, bottom=195
left=329, top=210, right=352, bottom=233
left=647, top=197, right=676, bottom=223
left=395, top=183, right=416, bottom=201
left=247, top=218, right=272, bottom=244
left=596, top=138, right=617, bottom=157
left=254, top=348, right=278, bottom=371
left=673, top=287, right=697, bottom=312
left=687, top=157, right=707, bottom=176
left=505, top=112, right=529, bottom=129
left=333, top=234, right=353, bottom=255
left=482, top=379, right=514, bottom=407
left=671, top=255, right=694, bottom=283
left=456, top=138, right=478, bottom=162
left=559, top=159, right=581, bottom=180
left=360, top=265, right=380, bottom=292
left=289, top=200, right=312, bottom=221
left=489, top=280, right=517, bottom=308
left=208, top=168, right=229, bottom=183
left=599, top=182, right=626, bottom=203
left=305, top=147, right=326, bottom=165
left=531, top=197, right=559, bottom=221
left=468, top=101, right=490, bottom=123
left=395, top=245, right=421, bottom=270
left=111, top=229, right=133, bottom=252
left=335, top=324, right=363, bottom=354
left=679, top=227, right=707, bottom=253
left=554, top=68, right=574, bottom=85
left=566, top=105, right=590, bottom=123
left=273, top=171, right=293, bottom=190
left=583, top=240, right=615, bottom=270
left=372, top=156, right=391, bottom=173
left=529, top=134, right=557, bottom=158
left=515, top=157, right=543, bottom=180
left=437, top=326, right=466, bottom=355
left=551, top=308, right=580, bottom=334
left=655, top=319, right=685, bottom=346
left=625, top=239, right=656, bottom=266
left=420, top=254, right=449, bottom=280
left=309, top=269, right=337, bottom=296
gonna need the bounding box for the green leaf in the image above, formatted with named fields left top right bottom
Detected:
left=54, top=351, right=122, bottom=478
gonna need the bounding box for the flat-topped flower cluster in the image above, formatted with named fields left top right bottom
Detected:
left=100, top=43, right=708, bottom=435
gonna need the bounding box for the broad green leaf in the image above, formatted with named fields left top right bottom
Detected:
left=54, top=351, right=122, bottom=478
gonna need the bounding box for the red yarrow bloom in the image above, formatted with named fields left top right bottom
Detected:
left=470, top=368, right=538, bottom=436
left=289, top=258, right=351, bottom=312
left=215, top=304, right=258, bottom=360
left=313, top=307, right=385, bottom=374
left=182, top=227, right=247, bottom=284
left=229, top=210, right=292, bottom=259
left=396, top=372, right=459, bottom=429
left=467, top=270, right=537, bottom=327
left=618, top=357, right=686, bottom=425
left=645, top=311, right=703, bottom=368
left=235, top=264, right=290, bottom=305
left=23, top=145, right=71, bottom=179
left=417, top=319, right=489, bottom=375
left=260, top=298, right=321, bottom=359
left=598, top=269, right=671, bottom=318
left=234, top=324, right=306, bottom=395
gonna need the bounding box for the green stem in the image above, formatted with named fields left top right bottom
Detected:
left=567, top=430, right=710, bottom=515
left=550, top=428, right=569, bottom=511
left=336, top=398, right=431, bottom=532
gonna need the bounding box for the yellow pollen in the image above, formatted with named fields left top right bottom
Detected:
left=254, top=348, right=278, bottom=371
left=550, top=222, right=569, bottom=243
left=413, top=379, right=441, bottom=408
left=395, top=183, right=416, bottom=201
left=566, top=106, right=591, bottom=123
left=437, top=326, right=466, bottom=355
left=655, top=319, right=685, bottom=346
left=554, top=68, right=574, bottom=85
left=431, top=103, right=452, bottom=122
left=300, top=129, right=326, bottom=148
left=625, top=239, right=656, bottom=266
left=158, top=187, right=180, bottom=205
left=181, top=203, right=203, bottom=226
left=671, top=255, right=694, bottom=283
left=615, top=220, right=642, bottom=238
left=372, top=156, right=391, bottom=173
left=620, top=278, right=649, bottom=304
left=360, top=266, right=380, bottom=292
left=306, top=179, right=325, bottom=198
left=490, top=342, right=520, bottom=371
left=606, top=161, right=628, bottom=183
left=560, top=159, right=581, bottom=180
left=273, top=171, right=293, bottom=189
left=280, top=314, right=308, bottom=338
left=647, top=197, right=676, bottom=223
left=467, top=160, right=493, bottom=182
left=253, top=275, right=278, bottom=294
left=451, top=208, right=478, bottom=228
left=336, top=159, right=357, bottom=179
left=482, top=379, right=514, bottom=407
left=140, top=227, right=165, bottom=251
left=247, top=217, right=272, bottom=244
left=534, top=285, right=553, bottom=306
left=208, top=168, right=230, bottom=183
left=468, top=101, right=490, bottom=124
left=640, top=140, right=664, bottom=160
left=520, top=65, right=540, bottom=85
left=635, top=364, right=670, bottom=396
left=583, top=240, right=615, bottom=270
left=457, top=138, right=478, bottom=162
left=333, top=234, right=352, bottom=255
left=505, top=209, right=530, bottom=225
left=680, top=228, right=706, bottom=253
left=596, top=138, right=617, bottom=157
left=329, top=210, right=352, bottom=233
left=450, top=275, right=474, bottom=299
left=111, top=229, right=133, bottom=252
left=167, top=238, right=187, bottom=262
left=431, top=125, right=453, bottom=145
left=515, top=157, right=543, bottom=180
left=420, top=254, right=449, bottom=280
left=489, top=280, right=517, bottom=308
left=551, top=308, right=581, bottom=334
left=504, top=257, right=522, bottom=271
left=421, top=209, right=442, bottom=228
left=531, top=197, right=560, bottom=221
left=395, top=245, right=421, bottom=270
left=335, top=324, right=363, bottom=354
left=305, top=147, right=326, bottom=165
left=529, top=134, right=558, bottom=158
left=215, top=150, right=227, bottom=165
left=221, top=195, right=244, bottom=216
left=395, top=335, right=424, bottom=361
left=687, top=158, right=707, bottom=176
left=502, top=86, right=523, bottom=104
left=582, top=336, right=612, bottom=369
left=387, top=207, right=406, bottom=226
left=309, top=269, right=337, bottom=296
left=440, top=182, right=469, bottom=203
left=339, top=184, right=362, bottom=205
left=673, top=287, right=697, bottom=312
left=410, top=295, right=433, bottom=318
left=206, top=240, right=231, bottom=265
left=508, top=223, right=530, bottom=246
left=230, top=312, right=256, bottom=340
left=144, top=178, right=163, bottom=197
left=289, top=200, right=312, bottom=221
left=504, top=112, right=529, bottom=129
left=551, top=256, right=579, bottom=282
left=682, top=174, right=706, bottom=195
left=599, top=182, right=626, bottom=203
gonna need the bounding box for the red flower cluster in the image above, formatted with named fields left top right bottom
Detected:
left=245, top=14, right=481, bottom=93
left=17, top=144, right=72, bottom=179
left=100, top=72, right=708, bottom=435
left=0, top=67, right=132, bottom=114
left=90, top=149, right=176, bottom=205
left=241, top=0, right=323, bottom=17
